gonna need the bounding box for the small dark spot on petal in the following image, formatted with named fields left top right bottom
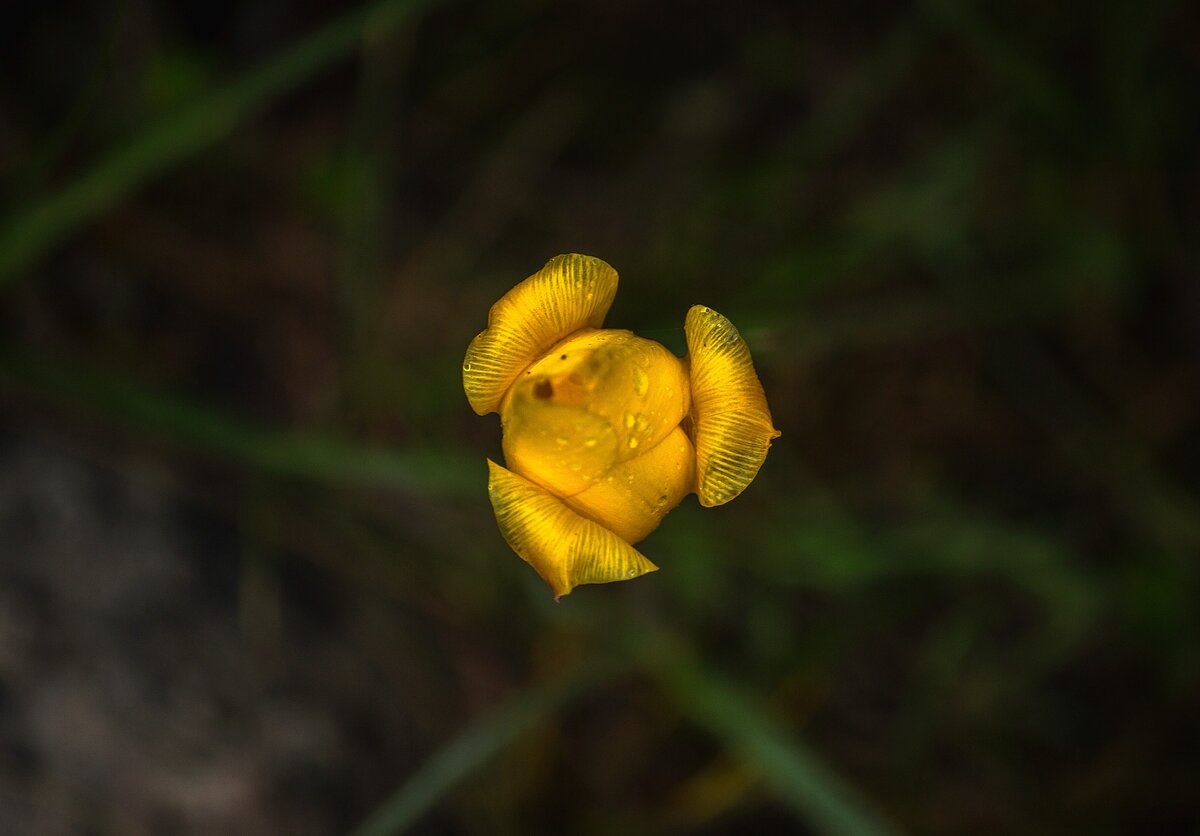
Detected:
left=560, top=353, right=568, bottom=360
left=533, top=380, right=554, bottom=400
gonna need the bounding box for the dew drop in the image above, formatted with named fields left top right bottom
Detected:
left=584, top=438, right=598, bottom=448
left=632, top=367, right=649, bottom=396
left=627, top=437, right=639, bottom=449
left=462, top=362, right=472, bottom=371
left=634, top=414, right=648, bottom=432
left=624, top=412, right=636, bottom=429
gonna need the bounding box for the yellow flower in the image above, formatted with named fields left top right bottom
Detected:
left=464, top=254, right=780, bottom=599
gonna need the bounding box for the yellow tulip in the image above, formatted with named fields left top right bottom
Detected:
left=464, top=254, right=780, bottom=599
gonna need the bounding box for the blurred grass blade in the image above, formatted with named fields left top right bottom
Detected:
left=657, top=656, right=901, bottom=836
left=348, top=666, right=612, bottom=836
left=0, top=0, right=436, bottom=283
left=0, top=351, right=477, bottom=495
left=920, top=0, right=1072, bottom=125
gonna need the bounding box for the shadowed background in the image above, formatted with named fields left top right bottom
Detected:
left=1, top=1, right=1198, bottom=834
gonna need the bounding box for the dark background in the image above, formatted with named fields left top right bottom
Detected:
left=1, top=1, right=1198, bottom=834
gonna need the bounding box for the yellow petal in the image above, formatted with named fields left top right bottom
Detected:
left=463, top=254, right=619, bottom=415
left=564, top=425, right=695, bottom=543
left=501, top=376, right=620, bottom=496
left=685, top=305, right=780, bottom=507
left=546, top=331, right=689, bottom=462
left=505, top=330, right=689, bottom=479
left=487, top=460, right=658, bottom=599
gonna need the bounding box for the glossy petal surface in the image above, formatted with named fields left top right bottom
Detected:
left=501, top=329, right=689, bottom=528
left=463, top=254, right=619, bottom=415
left=564, top=425, right=694, bottom=543
left=487, top=459, right=658, bottom=599
left=501, top=378, right=619, bottom=496
left=685, top=305, right=780, bottom=507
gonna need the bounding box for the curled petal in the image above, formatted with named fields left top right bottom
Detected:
left=565, top=425, right=695, bottom=543
left=487, top=460, right=658, bottom=599
left=685, top=305, right=780, bottom=507
left=463, top=254, right=619, bottom=415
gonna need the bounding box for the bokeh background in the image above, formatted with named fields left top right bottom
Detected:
left=2, top=1, right=1198, bottom=834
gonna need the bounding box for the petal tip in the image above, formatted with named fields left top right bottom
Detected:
left=486, top=459, right=659, bottom=599
left=463, top=255, right=620, bottom=415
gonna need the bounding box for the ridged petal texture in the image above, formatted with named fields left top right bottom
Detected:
left=463, top=254, right=619, bottom=415
left=487, top=459, right=658, bottom=599
left=685, top=305, right=781, bottom=507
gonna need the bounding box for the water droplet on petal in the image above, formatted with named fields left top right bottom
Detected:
left=624, top=412, right=636, bottom=429
left=584, top=438, right=597, bottom=447
left=627, top=437, right=639, bottom=449
left=632, top=367, right=648, bottom=396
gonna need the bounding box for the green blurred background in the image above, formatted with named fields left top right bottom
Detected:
left=2, top=0, right=1198, bottom=833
